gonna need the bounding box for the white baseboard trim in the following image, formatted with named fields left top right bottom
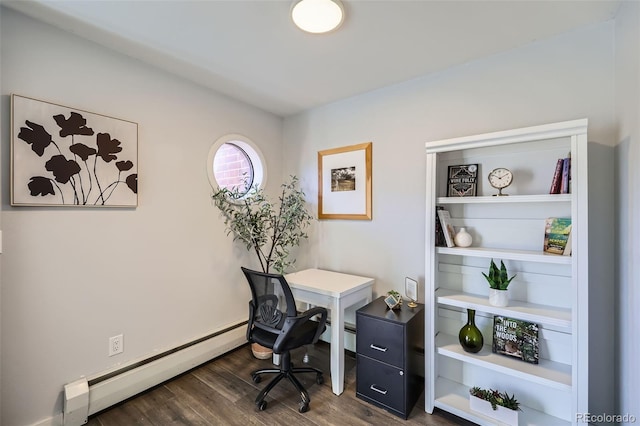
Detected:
left=87, top=325, right=246, bottom=416
left=55, top=323, right=246, bottom=426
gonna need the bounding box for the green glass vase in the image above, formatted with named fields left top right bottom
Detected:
left=458, top=309, right=484, bottom=353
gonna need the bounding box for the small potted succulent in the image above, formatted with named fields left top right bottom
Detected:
left=384, top=290, right=403, bottom=310
left=482, top=259, right=516, bottom=307
left=469, top=386, right=521, bottom=426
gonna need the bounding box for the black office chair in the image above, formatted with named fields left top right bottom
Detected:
left=241, top=267, right=328, bottom=413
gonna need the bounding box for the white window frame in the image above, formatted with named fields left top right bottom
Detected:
left=207, top=134, right=267, bottom=198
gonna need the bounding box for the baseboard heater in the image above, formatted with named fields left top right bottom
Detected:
left=63, top=321, right=247, bottom=426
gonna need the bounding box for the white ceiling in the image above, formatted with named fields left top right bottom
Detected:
left=4, top=0, right=621, bottom=117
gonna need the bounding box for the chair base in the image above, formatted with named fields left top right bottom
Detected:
left=250, top=351, right=324, bottom=413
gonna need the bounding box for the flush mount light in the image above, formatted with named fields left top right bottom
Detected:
left=291, top=0, right=345, bottom=34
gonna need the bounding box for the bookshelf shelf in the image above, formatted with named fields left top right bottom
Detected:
left=436, top=246, right=572, bottom=264
left=436, top=288, right=572, bottom=328
left=436, top=333, right=572, bottom=389
left=437, top=194, right=572, bottom=204
left=434, top=377, right=570, bottom=426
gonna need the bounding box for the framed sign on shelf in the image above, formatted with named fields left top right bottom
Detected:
left=405, top=277, right=418, bottom=308
left=318, top=142, right=372, bottom=220
left=447, top=163, right=478, bottom=197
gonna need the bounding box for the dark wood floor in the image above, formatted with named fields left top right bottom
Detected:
left=87, top=342, right=473, bottom=425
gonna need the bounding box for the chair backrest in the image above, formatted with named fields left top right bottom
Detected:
left=241, top=267, right=298, bottom=335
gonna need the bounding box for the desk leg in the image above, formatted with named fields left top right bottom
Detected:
left=330, top=298, right=344, bottom=396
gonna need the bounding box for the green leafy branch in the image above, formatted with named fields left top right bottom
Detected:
left=212, top=175, right=314, bottom=273
left=470, top=386, right=521, bottom=411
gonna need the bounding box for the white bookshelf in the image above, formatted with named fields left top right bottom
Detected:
left=425, top=119, right=589, bottom=425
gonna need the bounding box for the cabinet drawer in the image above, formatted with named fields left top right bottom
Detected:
left=357, top=315, right=404, bottom=366
left=356, top=355, right=405, bottom=413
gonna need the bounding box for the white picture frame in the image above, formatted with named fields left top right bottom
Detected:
left=405, top=277, right=418, bottom=307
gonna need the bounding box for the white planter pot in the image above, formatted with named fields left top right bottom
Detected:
left=469, top=395, right=519, bottom=426
left=489, top=288, right=509, bottom=307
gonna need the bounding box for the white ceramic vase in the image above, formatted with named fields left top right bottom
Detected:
left=489, top=288, right=509, bottom=307
left=454, top=227, right=473, bottom=247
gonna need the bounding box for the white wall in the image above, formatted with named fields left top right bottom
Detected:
left=615, top=0, right=640, bottom=421
left=0, top=8, right=283, bottom=426
left=3, top=4, right=637, bottom=426
left=284, top=20, right=617, bottom=416
left=285, top=21, right=616, bottom=289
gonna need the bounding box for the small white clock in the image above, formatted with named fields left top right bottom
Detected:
left=488, top=167, right=513, bottom=196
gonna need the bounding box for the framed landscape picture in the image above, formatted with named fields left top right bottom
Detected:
left=447, top=164, right=478, bottom=197
left=318, top=142, right=372, bottom=220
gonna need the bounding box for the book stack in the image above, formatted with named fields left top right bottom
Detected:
left=437, top=208, right=456, bottom=247
left=549, top=155, right=571, bottom=194
left=435, top=206, right=447, bottom=247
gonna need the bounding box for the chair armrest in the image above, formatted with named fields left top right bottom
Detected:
left=272, top=307, right=328, bottom=353
left=300, top=307, right=328, bottom=344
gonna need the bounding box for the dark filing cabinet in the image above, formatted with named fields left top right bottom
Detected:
left=356, top=297, right=425, bottom=419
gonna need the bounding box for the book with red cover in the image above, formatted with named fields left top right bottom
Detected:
left=549, top=158, right=564, bottom=194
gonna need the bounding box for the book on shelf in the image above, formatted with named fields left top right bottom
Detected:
left=435, top=206, right=447, bottom=247
left=492, top=315, right=539, bottom=364
left=447, top=164, right=478, bottom=197
left=549, top=158, right=564, bottom=194
left=437, top=209, right=456, bottom=247
left=560, top=156, right=571, bottom=194
left=543, top=217, right=572, bottom=255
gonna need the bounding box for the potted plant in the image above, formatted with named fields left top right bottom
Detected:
left=212, top=175, right=314, bottom=357
left=469, top=386, right=521, bottom=426
left=384, top=290, right=403, bottom=310
left=482, top=259, right=516, bottom=307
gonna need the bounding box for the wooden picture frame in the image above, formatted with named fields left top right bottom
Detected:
left=11, top=94, right=138, bottom=207
left=318, top=142, right=372, bottom=220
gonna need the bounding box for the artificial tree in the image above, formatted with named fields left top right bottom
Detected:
left=211, top=175, right=314, bottom=274
left=212, top=175, right=314, bottom=358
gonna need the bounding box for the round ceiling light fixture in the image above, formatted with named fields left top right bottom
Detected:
left=291, top=0, right=345, bottom=34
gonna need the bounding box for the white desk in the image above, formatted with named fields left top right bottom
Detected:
left=285, top=268, right=374, bottom=396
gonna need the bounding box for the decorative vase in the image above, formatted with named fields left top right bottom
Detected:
left=489, top=288, right=509, bottom=307
left=458, top=309, right=484, bottom=353
left=454, top=227, right=473, bottom=247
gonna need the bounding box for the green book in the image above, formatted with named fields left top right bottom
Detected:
left=544, top=217, right=572, bottom=255
left=492, top=316, right=539, bottom=364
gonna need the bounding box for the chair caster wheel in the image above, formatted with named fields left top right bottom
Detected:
left=316, top=374, right=324, bottom=385
left=252, top=374, right=261, bottom=384
left=257, top=400, right=267, bottom=411
left=298, top=402, right=309, bottom=413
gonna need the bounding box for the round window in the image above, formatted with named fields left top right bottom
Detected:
left=207, top=134, right=266, bottom=198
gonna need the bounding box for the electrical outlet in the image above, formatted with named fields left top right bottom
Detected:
left=109, top=334, right=123, bottom=356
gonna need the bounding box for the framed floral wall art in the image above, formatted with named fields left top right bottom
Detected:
left=11, top=94, right=138, bottom=207
left=317, top=142, right=372, bottom=220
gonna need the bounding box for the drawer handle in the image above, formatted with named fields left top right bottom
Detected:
left=370, top=385, right=388, bottom=395
left=370, top=344, right=387, bottom=352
